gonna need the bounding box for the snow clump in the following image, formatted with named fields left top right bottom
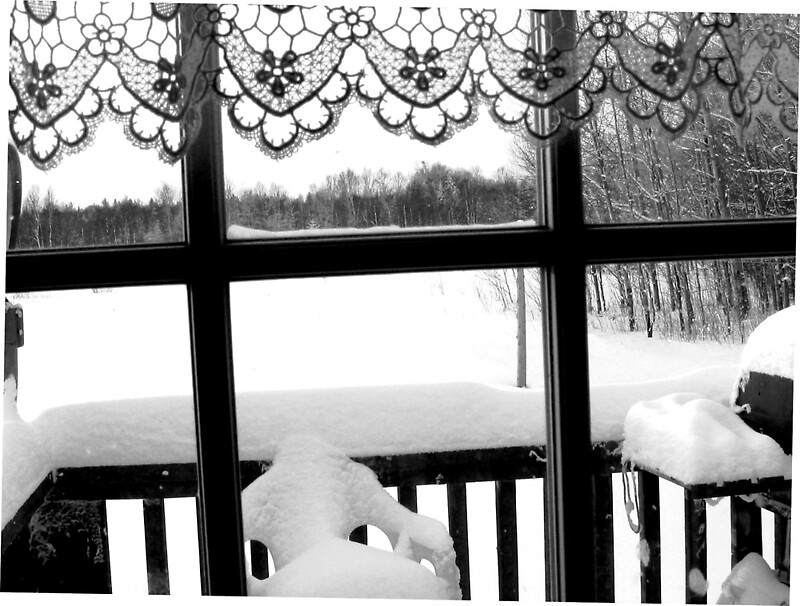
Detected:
left=732, top=305, right=796, bottom=404
left=716, top=553, right=789, bottom=605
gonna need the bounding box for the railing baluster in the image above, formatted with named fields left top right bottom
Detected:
left=730, top=497, right=762, bottom=566
left=638, top=471, right=661, bottom=603
left=684, top=493, right=707, bottom=604
left=349, top=526, right=368, bottom=545
left=447, top=482, right=470, bottom=600
left=495, top=480, right=519, bottom=601
left=774, top=515, right=789, bottom=582
left=249, top=541, right=269, bottom=580
left=592, top=474, right=615, bottom=602
left=142, top=498, right=170, bottom=595
left=397, top=484, right=418, bottom=513
left=96, top=500, right=114, bottom=593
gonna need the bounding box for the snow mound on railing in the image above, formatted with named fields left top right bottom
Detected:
left=622, top=393, right=792, bottom=485
left=243, top=434, right=460, bottom=599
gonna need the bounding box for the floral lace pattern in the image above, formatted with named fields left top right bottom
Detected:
left=8, top=3, right=799, bottom=169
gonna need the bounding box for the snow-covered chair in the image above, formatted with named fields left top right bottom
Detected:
left=241, top=433, right=461, bottom=599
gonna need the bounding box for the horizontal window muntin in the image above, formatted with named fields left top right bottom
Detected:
left=6, top=217, right=795, bottom=294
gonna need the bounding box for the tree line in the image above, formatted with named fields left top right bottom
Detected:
left=14, top=183, right=183, bottom=248
left=13, top=163, right=535, bottom=248
left=224, top=163, right=535, bottom=232
left=484, top=257, right=794, bottom=346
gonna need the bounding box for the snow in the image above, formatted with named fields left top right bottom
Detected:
left=2, top=367, right=737, bottom=528
left=621, top=393, right=792, bottom=485
left=687, top=567, right=709, bottom=597
left=242, top=434, right=460, bottom=599
left=3, top=376, right=19, bottom=423
left=2, top=377, right=54, bottom=529
left=250, top=538, right=453, bottom=599
left=732, top=306, right=796, bottom=404
left=227, top=221, right=538, bottom=240
left=716, top=553, right=790, bottom=605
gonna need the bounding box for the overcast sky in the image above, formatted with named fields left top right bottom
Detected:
left=19, top=102, right=520, bottom=207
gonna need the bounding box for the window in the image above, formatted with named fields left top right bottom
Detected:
left=4, top=5, right=797, bottom=602
left=11, top=124, right=185, bottom=249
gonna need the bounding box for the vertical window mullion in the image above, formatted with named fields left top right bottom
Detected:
left=537, top=10, right=597, bottom=602
left=181, top=6, right=246, bottom=596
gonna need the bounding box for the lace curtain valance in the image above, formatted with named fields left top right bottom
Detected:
left=8, top=3, right=799, bottom=169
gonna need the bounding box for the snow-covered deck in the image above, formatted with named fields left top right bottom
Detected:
left=3, top=366, right=736, bottom=529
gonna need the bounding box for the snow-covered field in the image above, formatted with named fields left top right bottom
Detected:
left=1, top=270, right=782, bottom=601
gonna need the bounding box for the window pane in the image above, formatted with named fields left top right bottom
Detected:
left=579, top=96, right=798, bottom=224
left=587, top=258, right=794, bottom=603
left=10, top=125, right=186, bottom=250
left=223, top=105, right=537, bottom=239
left=8, top=2, right=186, bottom=250
left=2, top=286, right=199, bottom=594
left=11, top=124, right=185, bottom=250
left=230, top=270, right=546, bottom=599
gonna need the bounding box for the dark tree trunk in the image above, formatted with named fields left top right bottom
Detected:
left=678, top=263, right=694, bottom=338
left=591, top=266, right=604, bottom=313
left=621, top=266, right=636, bottom=332
left=649, top=264, right=662, bottom=312
left=636, top=263, right=654, bottom=338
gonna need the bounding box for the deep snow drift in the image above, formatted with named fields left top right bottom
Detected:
left=242, top=434, right=460, bottom=599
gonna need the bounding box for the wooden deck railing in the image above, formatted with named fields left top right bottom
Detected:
left=1, top=443, right=790, bottom=600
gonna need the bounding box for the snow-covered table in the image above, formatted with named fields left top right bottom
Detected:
left=621, top=306, right=794, bottom=499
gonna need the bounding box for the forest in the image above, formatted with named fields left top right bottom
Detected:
left=12, top=92, right=797, bottom=343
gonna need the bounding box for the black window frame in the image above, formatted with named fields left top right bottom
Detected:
left=4, top=8, right=797, bottom=601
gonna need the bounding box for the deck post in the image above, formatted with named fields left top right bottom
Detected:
left=684, top=493, right=707, bottom=604
left=143, top=498, right=171, bottom=594
left=447, top=482, right=471, bottom=600
left=593, top=474, right=615, bottom=602
left=495, top=480, right=519, bottom=600
left=639, top=471, right=661, bottom=603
